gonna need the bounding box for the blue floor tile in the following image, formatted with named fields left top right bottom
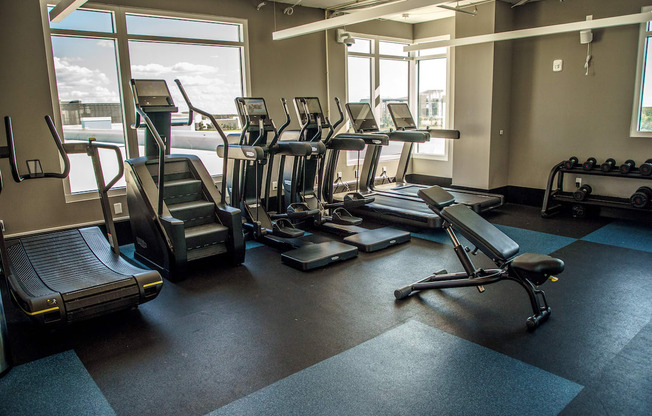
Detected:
left=0, top=350, right=115, bottom=416
left=207, top=320, right=582, bottom=416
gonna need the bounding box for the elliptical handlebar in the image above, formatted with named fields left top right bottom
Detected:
left=3, top=115, right=71, bottom=184
left=174, top=79, right=228, bottom=204
left=270, top=98, right=292, bottom=147
left=325, top=97, right=345, bottom=144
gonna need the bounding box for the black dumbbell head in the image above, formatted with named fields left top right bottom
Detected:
left=641, top=161, right=652, bottom=176
left=600, top=158, right=617, bottom=172
left=630, top=186, right=652, bottom=208
left=563, top=156, right=579, bottom=170
left=620, top=159, right=636, bottom=174
left=582, top=157, right=597, bottom=170
left=573, top=184, right=593, bottom=201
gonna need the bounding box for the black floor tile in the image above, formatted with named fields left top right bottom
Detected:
left=483, top=203, right=612, bottom=238
left=2, top=209, right=651, bottom=416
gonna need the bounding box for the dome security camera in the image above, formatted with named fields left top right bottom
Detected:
left=336, top=29, right=356, bottom=47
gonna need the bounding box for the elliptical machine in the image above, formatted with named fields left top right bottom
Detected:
left=221, top=97, right=358, bottom=271
left=287, top=97, right=411, bottom=252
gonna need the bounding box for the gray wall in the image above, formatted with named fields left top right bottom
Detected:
left=508, top=0, right=652, bottom=195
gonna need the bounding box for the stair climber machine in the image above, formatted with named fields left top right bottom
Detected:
left=125, top=79, right=245, bottom=280
left=289, top=97, right=411, bottom=252
left=223, top=96, right=357, bottom=271
left=342, top=102, right=504, bottom=228
left=0, top=115, right=162, bottom=325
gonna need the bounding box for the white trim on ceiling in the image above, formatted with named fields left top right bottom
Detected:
left=272, top=0, right=450, bottom=40
left=405, top=10, right=652, bottom=50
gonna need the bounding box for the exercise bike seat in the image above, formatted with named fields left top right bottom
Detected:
left=511, top=253, right=564, bottom=276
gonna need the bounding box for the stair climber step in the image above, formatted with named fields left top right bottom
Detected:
left=168, top=200, right=216, bottom=228
left=185, top=223, right=229, bottom=261
left=163, top=178, right=203, bottom=204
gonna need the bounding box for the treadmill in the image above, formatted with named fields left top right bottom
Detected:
left=385, top=102, right=504, bottom=211
left=340, top=103, right=503, bottom=228
left=0, top=115, right=162, bottom=325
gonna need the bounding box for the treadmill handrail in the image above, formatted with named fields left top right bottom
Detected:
left=3, top=115, right=71, bottom=183
left=174, top=79, right=228, bottom=204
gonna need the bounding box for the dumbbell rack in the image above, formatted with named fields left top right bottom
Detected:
left=541, top=161, right=652, bottom=217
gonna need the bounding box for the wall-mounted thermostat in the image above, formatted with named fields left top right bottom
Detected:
left=553, top=59, right=563, bottom=72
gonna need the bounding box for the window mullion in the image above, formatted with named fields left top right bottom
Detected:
left=114, top=8, right=138, bottom=159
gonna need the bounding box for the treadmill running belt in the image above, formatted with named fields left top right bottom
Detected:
left=380, top=185, right=503, bottom=211
left=368, top=194, right=436, bottom=214
left=15, top=229, right=135, bottom=294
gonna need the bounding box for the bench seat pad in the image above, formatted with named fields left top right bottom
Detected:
left=440, top=204, right=520, bottom=262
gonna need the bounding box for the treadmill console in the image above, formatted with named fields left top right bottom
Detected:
left=132, top=79, right=175, bottom=109
left=345, top=103, right=379, bottom=133
left=387, top=103, right=416, bottom=130
left=294, top=97, right=324, bottom=126
left=236, top=97, right=273, bottom=128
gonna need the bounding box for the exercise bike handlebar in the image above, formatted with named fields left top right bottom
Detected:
left=174, top=79, right=228, bottom=204
left=3, top=115, right=71, bottom=184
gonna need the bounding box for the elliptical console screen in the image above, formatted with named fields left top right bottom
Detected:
left=132, top=79, right=174, bottom=107
left=236, top=97, right=272, bottom=128
left=243, top=98, right=268, bottom=117
left=387, top=103, right=416, bottom=130
left=294, top=97, right=324, bottom=125
left=345, top=103, right=378, bottom=132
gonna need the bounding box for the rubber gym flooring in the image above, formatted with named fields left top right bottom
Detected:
left=1, top=203, right=651, bottom=415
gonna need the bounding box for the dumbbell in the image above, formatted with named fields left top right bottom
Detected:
left=573, top=184, right=592, bottom=201
left=619, top=159, right=636, bottom=174
left=563, top=156, right=579, bottom=170
left=600, top=158, right=617, bottom=172
left=582, top=157, right=597, bottom=171
left=639, top=159, right=652, bottom=176
left=630, top=186, right=652, bottom=208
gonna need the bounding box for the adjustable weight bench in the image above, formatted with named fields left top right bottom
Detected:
left=395, top=186, right=564, bottom=330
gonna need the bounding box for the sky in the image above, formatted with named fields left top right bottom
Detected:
left=50, top=8, right=245, bottom=120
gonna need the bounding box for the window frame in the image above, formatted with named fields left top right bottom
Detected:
left=631, top=6, right=652, bottom=138
left=413, top=35, right=452, bottom=161
left=345, top=33, right=412, bottom=165
left=344, top=33, right=452, bottom=165
left=41, top=1, right=250, bottom=201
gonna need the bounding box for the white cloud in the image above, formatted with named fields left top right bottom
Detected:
left=131, top=61, right=240, bottom=114
left=53, top=57, right=119, bottom=103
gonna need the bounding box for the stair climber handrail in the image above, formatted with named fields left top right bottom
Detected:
left=174, top=79, right=228, bottom=204
left=131, top=105, right=166, bottom=216
left=3, top=115, right=71, bottom=183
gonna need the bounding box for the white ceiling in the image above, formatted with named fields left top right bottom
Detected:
left=285, top=0, right=541, bottom=24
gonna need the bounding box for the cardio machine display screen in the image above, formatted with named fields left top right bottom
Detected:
left=294, top=97, right=324, bottom=125
left=345, top=103, right=378, bottom=132
left=243, top=98, right=268, bottom=116
left=132, top=79, right=174, bottom=107
left=387, top=103, right=416, bottom=130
